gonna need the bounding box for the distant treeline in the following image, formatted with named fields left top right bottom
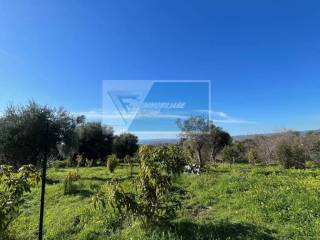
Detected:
left=0, top=101, right=319, bottom=170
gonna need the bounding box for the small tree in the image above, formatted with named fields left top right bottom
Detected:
left=221, top=145, right=243, bottom=164
left=247, top=148, right=259, bottom=165
left=113, top=133, right=139, bottom=160
left=77, top=122, right=114, bottom=165
left=276, top=143, right=307, bottom=169
left=124, top=155, right=135, bottom=177
left=137, top=145, right=181, bottom=226
left=94, top=145, right=182, bottom=229
left=177, top=116, right=210, bottom=170
left=107, top=154, right=118, bottom=173
left=207, top=125, right=232, bottom=163
left=141, top=145, right=187, bottom=176
left=63, top=171, right=81, bottom=195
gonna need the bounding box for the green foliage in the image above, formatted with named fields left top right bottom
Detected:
left=221, top=144, right=246, bottom=164
left=0, top=101, right=78, bottom=167
left=247, top=148, right=259, bottom=165
left=276, top=144, right=307, bottom=169
left=177, top=116, right=210, bottom=169
left=107, top=154, right=119, bottom=173
left=124, top=155, right=135, bottom=177
left=52, top=160, right=68, bottom=169
left=178, top=116, right=231, bottom=169
left=96, top=145, right=182, bottom=229
left=140, top=145, right=187, bottom=176
left=9, top=164, right=320, bottom=239
left=113, top=133, right=139, bottom=159
left=63, top=171, right=81, bottom=195
left=207, top=125, right=232, bottom=162
left=0, top=165, right=39, bottom=238
left=77, top=122, right=114, bottom=165
left=137, top=145, right=182, bottom=226
left=101, top=179, right=139, bottom=216
left=303, top=131, right=320, bottom=162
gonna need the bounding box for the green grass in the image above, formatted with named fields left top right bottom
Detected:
left=10, top=163, right=320, bottom=239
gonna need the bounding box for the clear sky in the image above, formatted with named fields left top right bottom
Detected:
left=0, top=0, right=320, bottom=138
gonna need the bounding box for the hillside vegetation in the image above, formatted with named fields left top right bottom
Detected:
left=1, top=103, right=320, bottom=239
left=10, top=163, right=320, bottom=240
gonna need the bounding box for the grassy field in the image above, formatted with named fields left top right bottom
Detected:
left=11, top=163, right=320, bottom=240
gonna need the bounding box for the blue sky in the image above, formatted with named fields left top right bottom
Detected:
left=0, top=0, right=320, bottom=138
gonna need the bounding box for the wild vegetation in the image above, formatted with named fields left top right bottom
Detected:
left=1, top=102, right=320, bottom=239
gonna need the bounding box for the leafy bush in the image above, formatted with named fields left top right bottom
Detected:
left=0, top=165, right=39, bottom=238
left=221, top=145, right=245, bottom=164
left=276, top=144, right=307, bottom=169
left=95, top=145, right=183, bottom=229
left=52, top=160, right=68, bottom=169
left=137, top=145, right=182, bottom=226
left=63, top=171, right=81, bottom=195
left=107, top=154, right=118, bottom=173
left=247, top=148, right=259, bottom=165
left=139, top=145, right=187, bottom=176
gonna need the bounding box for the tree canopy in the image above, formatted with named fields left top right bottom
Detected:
left=112, top=133, right=139, bottom=159
left=0, top=101, right=78, bottom=167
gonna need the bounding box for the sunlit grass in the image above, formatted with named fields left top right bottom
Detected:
left=11, top=163, right=320, bottom=239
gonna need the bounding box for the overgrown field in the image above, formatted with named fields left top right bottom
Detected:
left=11, top=164, right=320, bottom=240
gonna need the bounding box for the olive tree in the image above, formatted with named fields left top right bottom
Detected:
left=177, top=116, right=210, bottom=170
left=77, top=122, right=114, bottom=165
left=112, top=133, right=139, bottom=160
left=207, top=125, right=232, bottom=163
left=0, top=101, right=79, bottom=168
left=177, top=116, right=232, bottom=169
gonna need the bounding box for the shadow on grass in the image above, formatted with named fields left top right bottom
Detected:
left=81, top=176, right=112, bottom=182
left=82, top=175, right=137, bottom=182
left=64, top=187, right=95, bottom=198
left=46, top=178, right=60, bottom=184
left=169, top=221, right=276, bottom=240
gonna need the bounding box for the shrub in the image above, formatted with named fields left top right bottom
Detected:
left=276, top=144, right=307, bottom=169
left=139, top=145, right=187, bottom=176
left=107, top=154, right=118, bottom=173
left=63, top=171, right=81, bottom=195
left=137, top=145, right=182, bottom=226
left=0, top=165, right=39, bottom=238
left=85, top=159, right=94, bottom=167
left=247, top=148, right=259, bottom=165
left=221, top=145, right=244, bottom=163
left=52, top=160, right=68, bottom=169
left=94, top=145, right=183, bottom=229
